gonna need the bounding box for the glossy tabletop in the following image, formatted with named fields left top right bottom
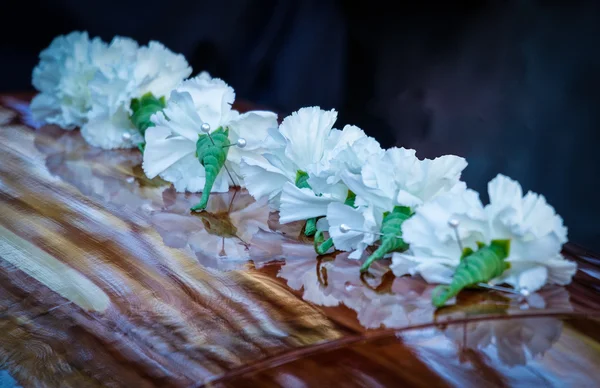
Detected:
left=1, top=95, right=600, bottom=387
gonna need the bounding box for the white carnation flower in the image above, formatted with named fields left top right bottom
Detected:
left=484, top=174, right=574, bottom=291
left=243, top=108, right=380, bottom=229
left=30, top=31, right=104, bottom=129
left=323, top=203, right=381, bottom=259
left=392, top=174, right=576, bottom=293
left=134, top=42, right=192, bottom=98
left=278, top=183, right=348, bottom=224
left=142, top=72, right=278, bottom=193
left=326, top=147, right=468, bottom=260
left=342, top=147, right=468, bottom=211
left=239, top=106, right=339, bottom=208
left=391, top=183, right=487, bottom=283
left=278, top=123, right=377, bottom=224
left=307, top=126, right=384, bottom=197
left=81, top=38, right=192, bottom=150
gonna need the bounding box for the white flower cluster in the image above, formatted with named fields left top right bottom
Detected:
left=244, top=106, right=575, bottom=294
left=31, top=31, right=192, bottom=149
left=142, top=72, right=278, bottom=192
left=390, top=175, right=576, bottom=293
left=32, top=32, right=577, bottom=298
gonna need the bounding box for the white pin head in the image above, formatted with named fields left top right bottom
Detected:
left=520, top=288, right=530, bottom=297
left=448, top=217, right=465, bottom=255
left=122, top=132, right=132, bottom=141
left=236, top=138, right=247, bottom=148
left=201, top=123, right=211, bottom=133
left=339, top=224, right=352, bottom=233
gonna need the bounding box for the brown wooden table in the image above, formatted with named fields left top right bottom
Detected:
left=1, top=94, right=600, bottom=387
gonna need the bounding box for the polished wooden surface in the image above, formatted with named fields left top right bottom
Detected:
left=1, top=95, right=600, bottom=387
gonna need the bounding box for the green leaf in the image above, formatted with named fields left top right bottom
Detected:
left=490, top=239, right=511, bottom=256
left=190, top=127, right=230, bottom=212
left=360, top=206, right=412, bottom=273
left=431, top=240, right=511, bottom=307
left=129, top=92, right=166, bottom=148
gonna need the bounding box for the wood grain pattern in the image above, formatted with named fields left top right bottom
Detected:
left=1, top=95, right=600, bottom=387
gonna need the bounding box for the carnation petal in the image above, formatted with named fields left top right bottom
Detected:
left=327, top=202, right=370, bottom=252
left=279, top=106, right=337, bottom=168
left=239, top=157, right=290, bottom=202
left=142, top=126, right=195, bottom=179
left=81, top=108, right=141, bottom=150
left=153, top=91, right=204, bottom=142
left=178, top=72, right=235, bottom=130
left=279, top=183, right=336, bottom=224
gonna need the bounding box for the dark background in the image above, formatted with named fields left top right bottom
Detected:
left=1, top=0, right=599, bottom=251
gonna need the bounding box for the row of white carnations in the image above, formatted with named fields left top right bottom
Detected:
left=31, top=31, right=576, bottom=306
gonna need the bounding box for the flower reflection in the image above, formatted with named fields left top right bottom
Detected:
left=32, top=123, right=299, bottom=271
left=278, top=252, right=436, bottom=329
left=278, top=249, right=574, bottom=332
left=0, top=105, right=16, bottom=125
left=443, top=317, right=563, bottom=367
left=1, top=96, right=42, bottom=128
left=441, top=287, right=571, bottom=366
left=278, top=252, right=340, bottom=307
left=152, top=187, right=279, bottom=270
left=34, top=125, right=167, bottom=210
left=24, top=103, right=578, bottom=360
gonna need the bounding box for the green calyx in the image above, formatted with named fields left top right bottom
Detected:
left=344, top=190, right=356, bottom=207
left=295, top=170, right=311, bottom=189
left=295, top=170, right=318, bottom=236
left=360, top=206, right=412, bottom=273
left=190, top=127, right=231, bottom=212
left=129, top=93, right=167, bottom=149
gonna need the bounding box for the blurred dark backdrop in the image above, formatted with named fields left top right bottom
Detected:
left=1, top=0, right=599, bottom=251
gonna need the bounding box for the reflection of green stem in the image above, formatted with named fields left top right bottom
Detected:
left=129, top=92, right=166, bottom=151
left=191, top=190, right=249, bottom=255
left=316, top=256, right=334, bottom=287
left=360, top=206, right=412, bottom=273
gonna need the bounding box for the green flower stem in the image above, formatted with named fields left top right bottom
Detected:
left=314, top=230, right=334, bottom=255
